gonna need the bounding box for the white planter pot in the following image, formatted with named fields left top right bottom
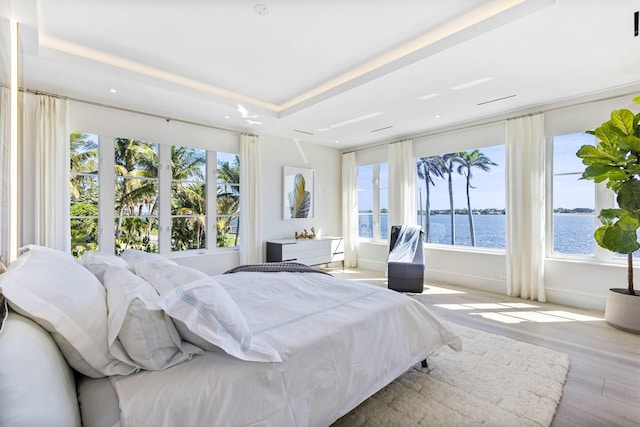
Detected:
left=605, top=288, right=640, bottom=334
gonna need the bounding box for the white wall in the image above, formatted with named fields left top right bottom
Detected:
left=18, top=101, right=342, bottom=274
left=354, top=92, right=640, bottom=311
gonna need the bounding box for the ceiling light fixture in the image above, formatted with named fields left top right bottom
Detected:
left=450, top=77, right=493, bottom=90
left=371, top=125, right=393, bottom=133
left=294, top=129, right=314, bottom=136
left=109, top=88, right=117, bottom=93
left=254, top=4, right=269, bottom=15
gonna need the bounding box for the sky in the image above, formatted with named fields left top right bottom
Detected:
left=359, top=131, right=596, bottom=212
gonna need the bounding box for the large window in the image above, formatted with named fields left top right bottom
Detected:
left=70, top=132, right=239, bottom=257
left=171, top=146, right=207, bottom=251
left=551, top=132, right=597, bottom=257
left=70, top=132, right=99, bottom=257
left=114, top=138, right=159, bottom=254
left=416, top=145, right=505, bottom=249
left=216, top=153, right=240, bottom=248
left=357, top=163, right=388, bottom=240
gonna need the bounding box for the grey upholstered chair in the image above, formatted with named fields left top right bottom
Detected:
left=387, top=225, right=425, bottom=293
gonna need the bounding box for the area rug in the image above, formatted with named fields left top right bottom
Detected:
left=332, top=324, right=570, bottom=427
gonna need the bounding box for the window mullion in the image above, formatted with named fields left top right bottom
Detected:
left=100, top=136, right=115, bottom=254
left=373, top=164, right=380, bottom=241
left=158, top=144, right=172, bottom=255
left=207, top=151, right=217, bottom=250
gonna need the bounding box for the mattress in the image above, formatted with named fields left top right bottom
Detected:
left=79, top=271, right=461, bottom=427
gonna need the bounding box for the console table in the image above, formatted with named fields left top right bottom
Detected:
left=266, top=237, right=344, bottom=268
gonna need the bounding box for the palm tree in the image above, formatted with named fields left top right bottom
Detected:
left=416, top=156, right=445, bottom=242
left=169, top=146, right=206, bottom=250
left=69, top=132, right=98, bottom=203
left=217, top=155, right=240, bottom=246
left=442, top=153, right=463, bottom=245
left=113, top=138, right=158, bottom=247
left=456, top=150, right=497, bottom=246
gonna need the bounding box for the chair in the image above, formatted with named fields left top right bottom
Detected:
left=387, top=225, right=425, bottom=293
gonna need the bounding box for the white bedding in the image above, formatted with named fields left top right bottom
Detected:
left=109, top=272, right=461, bottom=427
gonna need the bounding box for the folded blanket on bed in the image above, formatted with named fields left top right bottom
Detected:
left=223, top=262, right=331, bottom=275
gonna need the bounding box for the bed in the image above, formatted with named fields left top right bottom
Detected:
left=0, top=246, right=461, bottom=427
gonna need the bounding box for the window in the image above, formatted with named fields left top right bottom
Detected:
left=69, top=132, right=239, bottom=257
left=416, top=145, right=505, bottom=249
left=171, top=146, right=206, bottom=251
left=114, top=138, right=159, bottom=253
left=357, top=163, right=388, bottom=240
left=216, top=152, right=240, bottom=247
left=70, top=132, right=99, bottom=257
left=551, top=132, right=597, bottom=257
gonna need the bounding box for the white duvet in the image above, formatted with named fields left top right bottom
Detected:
left=111, top=272, right=461, bottom=427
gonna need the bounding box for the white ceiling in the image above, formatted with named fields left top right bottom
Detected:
left=2, top=0, right=640, bottom=150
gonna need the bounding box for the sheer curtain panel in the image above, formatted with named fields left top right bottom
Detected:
left=388, top=139, right=417, bottom=228
left=25, top=94, right=71, bottom=251
left=0, top=88, right=9, bottom=263
left=341, top=152, right=357, bottom=268
left=505, top=114, right=546, bottom=301
left=239, top=134, right=262, bottom=264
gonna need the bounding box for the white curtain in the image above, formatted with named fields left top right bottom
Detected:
left=239, top=133, right=262, bottom=264
left=25, top=94, right=71, bottom=251
left=0, top=87, right=9, bottom=263
left=505, top=114, right=546, bottom=301
left=341, top=152, right=357, bottom=268
left=388, top=139, right=417, bottom=228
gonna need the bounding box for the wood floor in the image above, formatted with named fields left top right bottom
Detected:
left=324, top=267, right=640, bottom=427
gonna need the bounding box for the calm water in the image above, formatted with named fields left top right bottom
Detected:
left=358, top=213, right=596, bottom=255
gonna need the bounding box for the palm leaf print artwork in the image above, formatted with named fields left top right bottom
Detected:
left=288, top=173, right=311, bottom=218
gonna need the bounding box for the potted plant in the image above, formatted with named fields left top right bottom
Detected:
left=576, top=95, right=640, bottom=333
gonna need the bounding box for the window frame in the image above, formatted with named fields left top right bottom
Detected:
left=545, top=134, right=616, bottom=262
left=357, top=163, right=388, bottom=242
left=71, top=133, right=240, bottom=257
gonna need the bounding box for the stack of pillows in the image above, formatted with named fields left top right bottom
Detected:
left=0, top=245, right=280, bottom=380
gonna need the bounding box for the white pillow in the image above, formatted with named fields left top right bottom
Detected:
left=135, top=261, right=208, bottom=295
left=82, top=251, right=132, bottom=283
left=157, top=277, right=282, bottom=363
left=0, top=245, right=136, bottom=378
left=0, top=312, right=81, bottom=427
left=103, top=268, right=202, bottom=370
left=120, top=249, right=177, bottom=270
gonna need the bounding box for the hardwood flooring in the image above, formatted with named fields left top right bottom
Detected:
left=324, top=267, right=640, bottom=427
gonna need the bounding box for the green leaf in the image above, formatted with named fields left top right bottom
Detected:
left=610, top=109, right=635, bottom=136
left=597, top=225, right=640, bottom=254
left=617, top=180, right=640, bottom=212
left=576, top=144, right=619, bottom=164
left=618, top=135, right=640, bottom=153
left=594, top=122, right=622, bottom=146
left=599, top=208, right=623, bottom=223
left=632, top=95, right=640, bottom=105
left=617, top=214, right=640, bottom=232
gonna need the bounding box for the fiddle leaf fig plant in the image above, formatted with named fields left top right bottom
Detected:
left=576, top=96, right=640, bottom=296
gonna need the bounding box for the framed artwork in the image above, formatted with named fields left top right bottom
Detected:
left=283, top=166, right=314, bottom=220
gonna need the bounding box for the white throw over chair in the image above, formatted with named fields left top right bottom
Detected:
left=387, top=225, right=425, bottom=293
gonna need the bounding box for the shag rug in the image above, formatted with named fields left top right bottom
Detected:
left=332, top=324, right=570, bottom=427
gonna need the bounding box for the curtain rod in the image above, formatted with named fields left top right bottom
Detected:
left=0, top=83, right=258, bottom=138
left=342, top=88, right=640, bottom=155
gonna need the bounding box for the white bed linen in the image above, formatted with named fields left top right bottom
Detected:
left=110, top=272, right=461, bottom=427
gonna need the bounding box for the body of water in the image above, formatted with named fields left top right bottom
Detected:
left=358, top=213, right=595, bottom=255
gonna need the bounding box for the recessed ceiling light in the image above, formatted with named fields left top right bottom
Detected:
left=254, top=4, right=269, bottom=15
left=224, top=115, right=230, bottom=119
left=109, top=88, right=117, bottom=93
left=450, top=77, right=493, bottom=90
left=417, top=93, right=439, bottom=100
left=435, top=114, right=441, bottom=119
left=335, top=140, right=340, bottom=144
